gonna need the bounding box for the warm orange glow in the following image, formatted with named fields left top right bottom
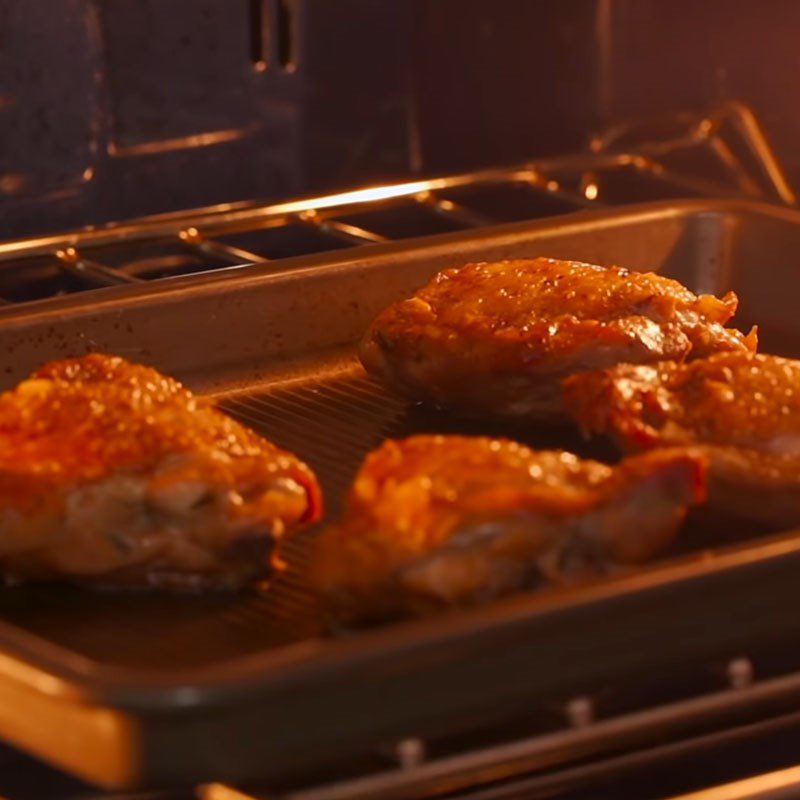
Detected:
left=278, top=180, right=436, bottom=214
left=668, top=765, right=800, bottom=799
left=198, top=783, right=257, bottom=800
left=107, top=126, right=259, bottom=157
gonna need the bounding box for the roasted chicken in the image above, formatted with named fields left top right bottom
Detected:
left=0, top=354, right=322, bottom=589
left=311, top=435, right=706, bottom=623
left=564, top=351, right=800, bottom=526
left=359, top=258, right=756, bottom=419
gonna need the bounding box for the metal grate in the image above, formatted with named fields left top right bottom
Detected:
left=0, top=103, right=793, bottom=306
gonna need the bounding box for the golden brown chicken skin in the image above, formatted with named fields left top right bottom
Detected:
left=0, top=354, right=322, bottom=589
left=311, top=435, right=705, bottom=623
left=563, top=351, right=800, bottom=526
left=359, top=258, right=756, bottom=419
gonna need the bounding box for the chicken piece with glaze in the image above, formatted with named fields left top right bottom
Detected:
left=311, top=434, right=706, bottom=623
left=563, top=351, right=800, bottom=526
left=359, top=258, right=756, bottom=419
left=0, top=354, right=322, bottom=589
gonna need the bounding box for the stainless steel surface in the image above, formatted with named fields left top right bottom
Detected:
left=2, top=200, right=800, bottom=789
left=193, top=681, right=800, bottom=800
left=0, top=104, right=790, bottom=306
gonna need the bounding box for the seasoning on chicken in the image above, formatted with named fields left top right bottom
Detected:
left=563, top=351, right=800, bottom=526
left=359, top=258, right=756, bottom=419
left=311, top=435, right=706, bottom=623
left=0, top=354, right=322, bottom=589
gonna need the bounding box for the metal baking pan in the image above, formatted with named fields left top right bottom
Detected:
left=2, top=199, right=800, bottom=790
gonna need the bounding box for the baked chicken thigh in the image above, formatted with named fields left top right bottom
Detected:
left=564, top=351, right=800, bottom=526
left=312, top=435, right=705, bottom=623
left=359, top=258, right=756, bottom=419
left=0, top=354, right=322, bottom=589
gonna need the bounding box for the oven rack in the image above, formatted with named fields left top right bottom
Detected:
left=5, top=651, right=800, bottom=800
left=0, top=102, right=792, bottom=306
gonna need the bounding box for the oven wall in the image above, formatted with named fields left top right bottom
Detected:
left=2, top=0, right=799, bottom=240
left=412, top=0, right=800, bottom=195
left=599, top=0, right=800, bottom=184
left=0, top=0, right=413, bottom=238
left=411, top=0, right=600, bottom=173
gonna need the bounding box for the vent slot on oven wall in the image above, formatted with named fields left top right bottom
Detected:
left=275, top=0, right=297, bottom=72
left=250, top=0, right=298, bottom=73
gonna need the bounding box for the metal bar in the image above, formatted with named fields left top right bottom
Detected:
left=414, top=191, right=498, bottom=227
left=518, top=173, right=602, bottom=208
left=593, top=129, right=706, bottom=160
left=55, top=248, right=142, bottom=287
left=179, top=228, right=268, bottom=264
left=629, top=159, right=752, bottom=200
left=194, top=238, right=267, bottom=264
left=707, top=135, right=766, bottom=198
left=714, top=101, right=798, bottom=205
left=296, top=211, right=389, bottom=244
left=590, top=109, right=701, bottom=153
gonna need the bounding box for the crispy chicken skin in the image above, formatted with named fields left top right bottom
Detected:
left=311, top=435, right=706, bottom=623
left=359, top=258, right=756, bottom=419
left=563, top=351, right=800, bottom=526
left=0, top=354, right=322, bottom=589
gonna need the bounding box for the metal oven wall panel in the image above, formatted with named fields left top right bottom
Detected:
left=0, top=0, right=104, bottom=228
left=411, top=0, right=600, bottom=173
left=599, top=0, right=800, bottom=192
left=0, top=0, right=414, bottom=239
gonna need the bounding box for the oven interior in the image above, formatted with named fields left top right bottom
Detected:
left=4, top=2, right=800, bottom=799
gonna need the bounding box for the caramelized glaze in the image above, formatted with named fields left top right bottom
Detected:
left=0, top=354, right=322, bottom=589
left=312, top=434, right=705, bottom=623
left=360, top=258, right=756, bottom=419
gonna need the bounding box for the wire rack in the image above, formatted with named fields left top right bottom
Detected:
left=0, top=102, right=793, bottom=306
